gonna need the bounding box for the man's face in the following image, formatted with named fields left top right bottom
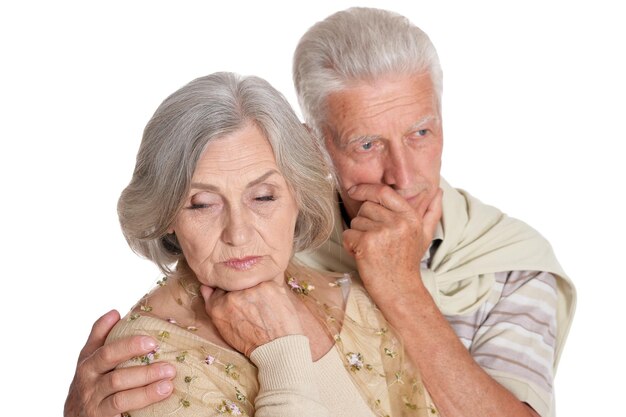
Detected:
left=322, top=72, right=443, bottom=220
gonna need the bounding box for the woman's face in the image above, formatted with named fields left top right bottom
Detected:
left=171, top=124, right=299, bottom=291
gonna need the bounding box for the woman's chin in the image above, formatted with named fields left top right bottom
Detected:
left=209, top=273, right=283, bottom=292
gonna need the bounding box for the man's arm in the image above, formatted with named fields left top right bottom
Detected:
left=64, top=310, right=176, bottom=417
left=343, top=184, right=543, bottom=417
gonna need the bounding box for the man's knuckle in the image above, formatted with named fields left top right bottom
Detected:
left=109, top=370, right=125, bottom=391
left=96, top=345, right=115, bottom=364
left=111, top=391, right=128, bottom=412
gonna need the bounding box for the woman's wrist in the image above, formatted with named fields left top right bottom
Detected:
left=250, top=335, right=315, bottom=390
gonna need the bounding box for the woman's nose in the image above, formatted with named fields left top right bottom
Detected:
left=221, top=207, right=253, bottom=246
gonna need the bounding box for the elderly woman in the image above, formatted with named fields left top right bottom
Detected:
left=107, top=72, right=439, bottom=417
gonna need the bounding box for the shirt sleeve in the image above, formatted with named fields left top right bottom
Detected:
left=446, top=271, right=558, bottom=417
left=250, top=335, right=331, bottom=417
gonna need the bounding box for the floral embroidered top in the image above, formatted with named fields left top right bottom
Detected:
left=106, top=263, right=439, bottom=417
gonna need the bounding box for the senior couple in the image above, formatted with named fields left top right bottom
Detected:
left=65, top=7, right=575, bottom=417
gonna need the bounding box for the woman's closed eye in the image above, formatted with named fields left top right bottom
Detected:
left=187, top=192, right=221, bottom=210
left=255, top=195, right=276, bottom=202
left=189, top=203, right=212, bottom=209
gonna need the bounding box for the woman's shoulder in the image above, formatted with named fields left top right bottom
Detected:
left=106, top=275, right=227, bottom=349
left=110, top=312, right=259, bottom=417
left=107, top=282, right=260, bottom=416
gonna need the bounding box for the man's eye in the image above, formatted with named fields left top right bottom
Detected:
left=417, top=129, right=428, bottom=136
left=361, top=141, right=373, bottom=150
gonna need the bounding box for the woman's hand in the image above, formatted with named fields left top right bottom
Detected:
left=200, top=281, right=304, bottom=357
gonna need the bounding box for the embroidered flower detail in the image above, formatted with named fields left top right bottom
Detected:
left=392, top=370, right=405, bottom=385
left=140, top=305, right=153, bottom=312
left=158, top=330, right=170, bottom=339
left=135, top=347, right=159, bottom=365
left=180, top=398, right=190, bottom=408
left=346, top=352, right=364, bottom=371
left=184, top=376, right=196, bottom=384
left=286, top=276, right=315, bottom=295
left=384, top=347, right=397, bottom=358
left=375, top=327, right=388, bottom=336
left=176, top=351, right=188, bottom=363
left=235, top=387, right=246, bottom=402
left=224, top=363, right=240, bottom=380
left=402, top=396, right=417, bottom=410
left=157, top=277, right=168, bottom=287
left=205, top=355, right=216, bottom=365
left=128, top=313, right=140, bottom=321
left=216, top=399, right=243, bottom=415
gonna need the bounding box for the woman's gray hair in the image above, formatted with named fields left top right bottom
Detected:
left=118, top=72, right=335, bottom=275
left=293, top=7, right=443, bottom=138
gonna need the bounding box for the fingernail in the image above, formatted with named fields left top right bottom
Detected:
left=157, top=380, right=173, bottom=395
left=347, top=185, right=356, bottom=194
left=141, top=337, right=157, bottom=351
left=160, top=363, right=176, bottom=378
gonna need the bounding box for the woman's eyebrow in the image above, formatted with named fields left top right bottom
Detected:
left=189, top=182, right=220, bottom=192
left=246, top=170, right=281, bottom=188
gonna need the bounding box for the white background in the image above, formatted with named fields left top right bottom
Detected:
left=1, top=1, right=624, bottom=415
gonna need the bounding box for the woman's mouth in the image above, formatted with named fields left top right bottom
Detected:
left=222, top=256, right=262, bottom=271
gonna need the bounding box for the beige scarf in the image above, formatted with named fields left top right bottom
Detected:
left=297, top=178, right=576, bottom=369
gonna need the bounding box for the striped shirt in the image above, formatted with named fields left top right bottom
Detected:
left=422, top=244, right=558, bottom=417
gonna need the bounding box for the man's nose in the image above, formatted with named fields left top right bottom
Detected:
left=221, top=207, right=253, bottom=246
left=383, top=144, right=412, bottom=189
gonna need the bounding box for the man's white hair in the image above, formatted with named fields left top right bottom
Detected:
left=293, top=7, right=443, bottom=139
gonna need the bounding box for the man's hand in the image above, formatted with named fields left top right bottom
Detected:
left=342, top=184, right=442, bottom=316
left=64, top=310, right=175, bottom=417
left=201, top=282, right=304, bottom=357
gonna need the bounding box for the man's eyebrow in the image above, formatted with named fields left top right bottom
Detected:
left=189, top=170, right=281, bottom=192
left=341, top=115, right=438, bottom=146
left=346, top=133, right=383, bottom=146
left=405, top=115, right=438, bottom=133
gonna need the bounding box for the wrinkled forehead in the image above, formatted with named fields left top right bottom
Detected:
left=193, top=125, right=281, bottom=180
left=323, top=73, right=440, bottom=143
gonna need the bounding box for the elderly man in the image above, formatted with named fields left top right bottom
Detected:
left=65, top=7, right=575, bottom=417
